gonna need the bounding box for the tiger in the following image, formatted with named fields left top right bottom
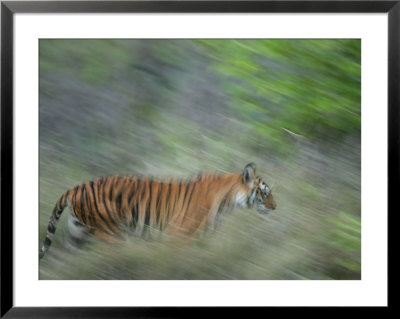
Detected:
left=39, top=163, right=276, bottom=259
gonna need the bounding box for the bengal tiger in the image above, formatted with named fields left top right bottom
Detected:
left=39, top=163, right=276, bottom=259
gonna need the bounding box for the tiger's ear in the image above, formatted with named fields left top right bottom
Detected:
left=243, top=163, right=256, bottom=186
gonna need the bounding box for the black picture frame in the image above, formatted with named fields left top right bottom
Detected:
left=1, top=1, right=396, bottom=317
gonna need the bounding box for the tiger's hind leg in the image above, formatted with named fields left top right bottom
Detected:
left=66, top=209, right=90, bottom=250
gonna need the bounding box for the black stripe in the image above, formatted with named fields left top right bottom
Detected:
left=80, top=185, right=87, bottom=225
left=44, top=237, right=52, bottom=248
left=57, top=191, right=67, bottom=211
left=47, top=224, right=56, bottom=234
left=103, top=178, right=114, bottom=220
left=217, top=196, right=228, bottom=215
left=127, top=180, right=138, bottom=205
left=186, top=182, right=196, bottom=208
left=84, top=183, right=96, bottom=227
left=131, top=202, right=139, bottom=230
left=176, top=180, right=183, bottom=208
left=169, top=180, right=180, bottom=216
left=54, top=199, right=62, bottom=220
left=166, top=181, right=172, bottom=201
left=144, top=182, right=152, bottom=226
left=67, top=186, right=79, bottom=220
left=140, top=180, right=148, bottom=202
left=109, top=177, right=114, bottom=204
left=164, top=181, right=173, bottom=226
left=87, top=182, right=104, bottom=230
left=56, top=196, right=61, bottom=212
left=181, top=182, right=192, bottom=209
left=116, top=193, right=122, bottom=218
left=70, top=186, right=79, bottom=219
left=127, top=181, right=138, bottom=227
left=154, top=184, right=162, bottom=226
left=73, top=220, right=84, bottom=227
left=72, top=185, right=79, bottom=206
left=157, top=183, right=169, bottom=229
left=135, top=181, right=145, bottom=226
left=181, top=182, right=197, bottom=223
left=65, top=188, right=73, bottom=201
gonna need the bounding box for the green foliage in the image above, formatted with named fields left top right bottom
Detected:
left=198, top=39, right=360, bottom=149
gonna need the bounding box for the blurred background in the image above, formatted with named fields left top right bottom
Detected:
left=39, top=39, right=361, bottom=280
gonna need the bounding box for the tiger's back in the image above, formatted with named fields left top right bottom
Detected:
left=39, top=163, right=276, bottom=259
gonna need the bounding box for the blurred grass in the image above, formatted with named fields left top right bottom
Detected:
left=39, top=39, right=360, bottom=280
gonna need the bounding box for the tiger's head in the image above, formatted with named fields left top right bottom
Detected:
left=242, top=163, right=276, bottom=215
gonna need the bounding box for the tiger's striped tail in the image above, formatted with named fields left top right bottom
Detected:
left=39, top=192, right=69, bottom=259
